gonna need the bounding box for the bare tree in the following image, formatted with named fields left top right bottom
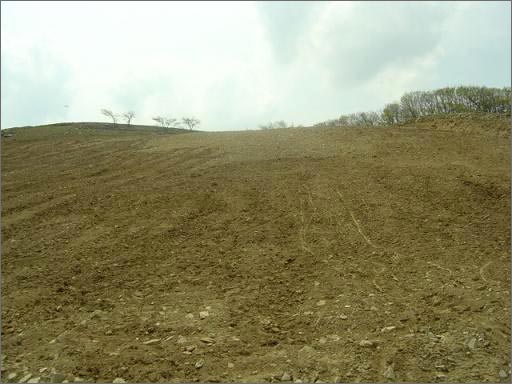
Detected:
left=153, top=116, right=165, bottom=127
left=182, top=117, right=200, bottom=130
left=101, top=109, right=117, bottom=125
left=164, top=118, right=177, bottom=128
left=123, top=111, right=135, bottom=125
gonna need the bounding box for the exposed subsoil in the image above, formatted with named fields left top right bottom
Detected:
left=1, top=120, right=510, bottom=382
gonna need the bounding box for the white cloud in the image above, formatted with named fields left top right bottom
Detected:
left=1, top=1, right=510, bottom=130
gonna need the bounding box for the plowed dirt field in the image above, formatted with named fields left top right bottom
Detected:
left=1, top=118, right=510, bottom=382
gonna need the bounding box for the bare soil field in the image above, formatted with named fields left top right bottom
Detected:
left=1, top=118, right=510, bottom=383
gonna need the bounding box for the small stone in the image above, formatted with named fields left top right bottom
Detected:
left=19, top=374, right=32, bottom=383
left=499, top=369, right=508, bottom=379
left=384, top=366, right=395, bottom=379
left=50, top=373, right=66, bottom=383
left=199, top=311, right=209, bottom=319
left=195, top=360, right=204, bottom=369
left=200, top=337, right=215, bottom=344
left=381, top=326, right=396, bottom=333
left=316, top=300, right=326, bottom=306
left=74, top=378, right=84, bottom=382
left=8, top=373, right=17, bottom=380
left=467, top=337, right=477, bottom=350
left=27, top=378, right=41, bottom=384
left=294, top=380, right=303, bottom=383
left=113, top=378, right=126, bottom=384
left=38, top=368, right=47, bottom=374
left=281, top=372, right=292, bottom=381
left=142, top=338, right=161, bottom=345
left=339, top=315, right=348, bottom=320
left=185, top=313, right=194, bottom=320
left=177, top=335, right=187, bottom=344
left=227, top=363, right=234, bottom=369
left=185, top=345, right=196, bottom=352
left=359, top=340, right=374, bottom=347
left=370, top=306, right=378, bottom=311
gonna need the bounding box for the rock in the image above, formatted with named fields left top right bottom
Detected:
left=199, top=311, right=209, bottom=319
left=339, top=315, right=348, bottom=320
left=74, top=378, right=84, bottom=382
left=316, top=300, right=326, bottom=306
left=359, top=340, right=374, bottom=347
left=467, top=337, right=477, bottom=350
left=142, top=338, right=161, bottom=345
left=200, top=337, right=215, bottom=344
left=185, top=345, right=196, bottom=352
left=281, top=372, right=292, bottom=381
left=27, top=378, right=41, bottom=383
left=499, top=369, right=508, bottom=379
left=113, top=378, right=126, bottom=383
left=381, top=326, right=396, bottom=333
left=8, top=373, right=17, bottom=380
left=50, top=373, right=66, bottom=383
left=195, top=360, right=204, bottom=369
left=384, top=366, right=395, bottom=379
left=227, top=363, right=234, bottom=369
left=19, top=374, right=32, bottom=383
left=294, top=380, right=303, bottom=383
left=177, top=335, right=187, bottom=344
left=38, top=368, right=47, bottom=374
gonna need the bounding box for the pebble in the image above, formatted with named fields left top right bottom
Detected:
left=467, top=338, right=477, bottom=350
left=499, top=369, right=508, bottom=379
left=142, top=338, right=161, bottom=345
left=113, top=378, right=126, bottom=383
left=384, top=366, right=395, bottom=379
left=195, top=360, right=204, bottom=369
left=281, top=372, right=292, bottom=381
left=316, top=300, right=326, bottom=306
left=339, top=315, right=348, bottom=320
left=227, top=363, right=234, bottom=369
left=50, top=373, right=66, bottom=383
left=19, top=374, right=32, bottom=383
left=359, top=340, right=375, bottom=347
left=199, top=311, right=209, bottom=319
left=177, top=336, right=187, bottom=344
left=381, top=326, right=396, bottom=333
left=185, top=313, right=194, bottom=320
left=185, top=345, right=196, bottom=352
left=200, top=337, right=215, bottom=344
left=27, top=378, right=41, bottom=383
left=38, top=368, right=47, bottom=374
left=294, top=380, right=303, bottom=383
left=8, top=373, right=17, bottom=380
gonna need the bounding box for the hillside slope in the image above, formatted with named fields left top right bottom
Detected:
left=1, top=118, right=510, bottom=382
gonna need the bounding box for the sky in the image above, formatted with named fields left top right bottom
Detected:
left=1, top=1, right=510, bottom=131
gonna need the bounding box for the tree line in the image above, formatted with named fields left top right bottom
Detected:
left=100, top=109, right=200, bottom=130
left=314, top=86, right=511, bottom=128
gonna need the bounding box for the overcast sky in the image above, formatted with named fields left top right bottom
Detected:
left=1, top=1, right=510, bottom=130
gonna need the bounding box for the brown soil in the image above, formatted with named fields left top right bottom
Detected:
left=1, top=119, right=510, bottom=383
